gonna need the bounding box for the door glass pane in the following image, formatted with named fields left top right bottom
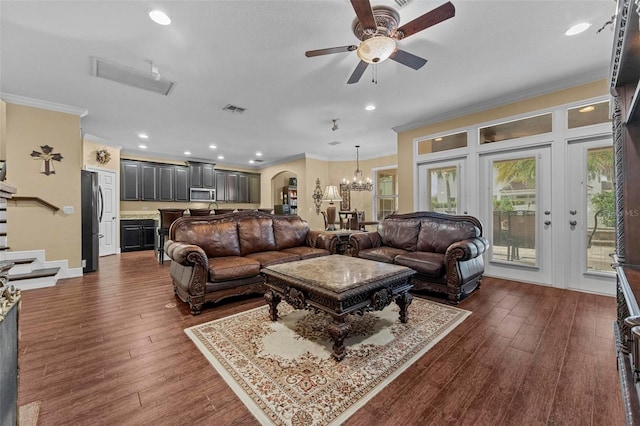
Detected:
left=586, top=147, right=615, bottom=272
left=491, top=157, right=537, bottom=266
left=376, top=169, right=398, bottom=220
left=428, top=166, right=458, bottom=213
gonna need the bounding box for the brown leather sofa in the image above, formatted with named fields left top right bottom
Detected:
left=165, top=210, right=337, bottom=314
left=349, top=211, right=489, bottom=304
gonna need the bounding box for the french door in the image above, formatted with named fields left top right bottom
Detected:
left=480, top=146, right=553, bottom=285
left=566, top=138, right=616, bottom=295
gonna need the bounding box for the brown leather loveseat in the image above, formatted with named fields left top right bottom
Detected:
left=349, top=211, right=489, bottom=304
left=165, top=210, right=337, bottom=314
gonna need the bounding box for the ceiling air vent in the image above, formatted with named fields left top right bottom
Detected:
left=253, top=159, right=264, bottom=163
left=394, top=0, right=412, bottom=7
left=328, top=141, right=341, bottom=146
left=222, top=104, right=246, bottom=114
left=92, top=57, right=176, bottom=96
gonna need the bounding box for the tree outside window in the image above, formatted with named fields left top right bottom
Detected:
left=375, top=168, right=398, bottom=220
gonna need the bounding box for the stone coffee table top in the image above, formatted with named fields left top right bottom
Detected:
left=264, top=254, right=413, bottom=293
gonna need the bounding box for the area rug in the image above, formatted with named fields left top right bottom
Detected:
left=185, top=298, right=470, bottom=426
left=19, top=401, right=40, bottom=426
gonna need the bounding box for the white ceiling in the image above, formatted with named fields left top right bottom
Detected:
left=0, top=1, right=616, bottom=167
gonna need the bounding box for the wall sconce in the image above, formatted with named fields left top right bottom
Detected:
left=312, top=178, right=323, bottom=215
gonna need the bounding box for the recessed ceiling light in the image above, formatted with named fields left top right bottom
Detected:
left=565, top=22, right=591, bottom=36
left=579, top=105, right=596, bottom=113
left=138, top=133, right=149, bottom=139
left=249, top=160, right=255, bottom=164
left=184, top=151, right=191, bottom=155
left=365, top=105, right=376, bottom=111
left=217, top=155, right=224, bottom=160
left=209, top=144, right=217, bottom=149
left=149, top=10, right=171, bottom=26
left=255, top=152, right=262, bottom=157
left=139, top=144, right=147, bottom=149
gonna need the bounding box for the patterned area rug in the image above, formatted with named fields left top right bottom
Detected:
left=185, top=298, right=470, bottom=426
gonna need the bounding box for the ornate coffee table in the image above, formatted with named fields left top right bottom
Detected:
left=262, top=255, right=415, bottom=361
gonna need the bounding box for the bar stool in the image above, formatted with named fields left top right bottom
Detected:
left=158, top=208, right=185, bottom=264
left=188, top=208, right=212, bottom=216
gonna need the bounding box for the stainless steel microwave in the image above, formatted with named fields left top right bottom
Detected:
left=189, top=188, right=216, bottom=202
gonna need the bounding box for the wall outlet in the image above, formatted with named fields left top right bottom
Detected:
left=63, top=206, right=74, bottom=214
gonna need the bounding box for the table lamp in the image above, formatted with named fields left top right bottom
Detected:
left=321, top=185, right=342, bottom=230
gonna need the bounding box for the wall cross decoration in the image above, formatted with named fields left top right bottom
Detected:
left=31, top=145, right=63, bottom=175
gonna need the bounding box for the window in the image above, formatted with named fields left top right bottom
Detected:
left=417, top=131, right=467, bottom=154
left=567, top=101, right=610, bottom=129
left=479, top=113, right=552, bottom=144
left=374, top=168, right=398, bottom=220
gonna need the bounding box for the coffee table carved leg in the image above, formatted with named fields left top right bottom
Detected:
left=395, top=291, right=413, bottom=323
left=327, top=319, right=351, bottom=361
left=264, top=290, right=281, bottom=321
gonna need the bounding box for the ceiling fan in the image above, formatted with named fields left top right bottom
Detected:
left=305, top=0, right=455, bottom=84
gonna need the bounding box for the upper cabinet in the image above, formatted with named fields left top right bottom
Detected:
left=121, top=159, right=260, bottom=204
left=189, top=162, right=215, bottom=189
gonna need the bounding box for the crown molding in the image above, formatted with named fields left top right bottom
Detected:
left=0, top=93, right=88, bottom=117
left=82, top=133, right=122, bottom=149
left=392, top=68, right=608, bottom=133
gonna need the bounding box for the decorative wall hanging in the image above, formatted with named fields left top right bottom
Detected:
left=31, top=145, right=63, bottom=176
left=96, top=147, right=111, bottom=165
left=312, top=179, right=323, bottom=215
left=340, top=183, right=351, bottom=211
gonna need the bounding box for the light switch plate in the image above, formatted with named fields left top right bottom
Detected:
left=63, top=206, right=74, bottom=214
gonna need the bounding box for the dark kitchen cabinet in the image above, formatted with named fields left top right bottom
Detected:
left=140, top=163, right=158, bottom=201
left=121, top=160, right=141, bottom=201
left=158, top=165, right=175, bottom=201
left=238, top=173, right=249, bottom=203
left=225, top=172, right=239, bottom=203
left=215, top=170, right=227, bottom=202
left=174, top=166, right=189, bottom=201
left=120, top=219, right=156, bottom=252
left=189, top=162, right=215, bottom=188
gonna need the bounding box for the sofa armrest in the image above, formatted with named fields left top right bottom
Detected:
left=444, top=236, right=489, bottom=262
left=306, top=231, right=338, bottom=254
left=165, top=240, right=208, bottom=266
left=349, top=232, right=381, bottom=257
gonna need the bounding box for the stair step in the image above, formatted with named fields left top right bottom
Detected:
left=8, top=257, right=37, bottom=265
left=9, top=267, right=59, bottom=281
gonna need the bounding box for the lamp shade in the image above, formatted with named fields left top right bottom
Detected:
left=356, top=36, right=396, bottom=64
left=321, top=185, right=342, bottom=203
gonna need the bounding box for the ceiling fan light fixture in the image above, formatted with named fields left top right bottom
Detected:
left=356, top=36, right=396, bottom=64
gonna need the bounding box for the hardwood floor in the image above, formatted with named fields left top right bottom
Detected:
left=17, top=251, right=624, bottom=425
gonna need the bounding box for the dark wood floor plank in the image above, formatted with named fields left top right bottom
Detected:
left=16, top=251, right=625, bottom=425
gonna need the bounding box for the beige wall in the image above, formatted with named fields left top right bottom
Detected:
left=0, top=100, right=6, bottom=161
left=6, top=103, right=83, bottom=268
left=83, top=138, right=121, bottom=172
left=396, top=79, right=610, bottom=213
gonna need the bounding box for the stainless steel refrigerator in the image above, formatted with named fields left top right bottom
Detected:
left=81, top=170, right=100, bottom=272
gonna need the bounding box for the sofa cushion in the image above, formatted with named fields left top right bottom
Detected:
left=417, top=219, right=479, bottom=254
left=394, top=252, right=445, bottom=277
left=358, top=247, right=410, bottom=264
left=245, top=251, right=300, bottom=267
left=208, top=256, right=260, bottom=282
left=175, top=220, right=241, bottom=257
left=281, top=246, right=329, bottom=260
left=273, top=216, right=309, bottom=250
left=378, top=219, right=421, bottom=251
left=238, top=216, right=276, bottom=255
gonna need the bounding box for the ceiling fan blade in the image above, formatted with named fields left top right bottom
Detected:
left=347, top=61, right=369, bottom=84
left=350, top=0, right=376, bottom=32
left=390, top=49, right=428, bottom=70
left=396, top=1, right=455, bottom=39
left=305, top=45, right=358, bottom=57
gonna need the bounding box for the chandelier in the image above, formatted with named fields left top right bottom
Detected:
left=343, top=145, right=373, bottom=191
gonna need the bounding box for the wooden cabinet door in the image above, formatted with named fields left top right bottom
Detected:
left=238, top=174, right=249, bottom=203
left=174, top=166, right=189, bottom=201
left=189, top=163, right=203, bottom=188
left=202, top=164, right=215, bottom=188
left=141, top=164, right=158, bottom=201
left=158, top=165, right=175, bottom=201
left=249, top=174, right=260, bottom=204
left=121, top=222, right=142, bottom=251
left=215, top=170, right=227, bottom=202
left=142, top=221, right=157, bottom=250
left=226, top=172, right=239, bottom=203
left=121, top=161, right=140, bottom=200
